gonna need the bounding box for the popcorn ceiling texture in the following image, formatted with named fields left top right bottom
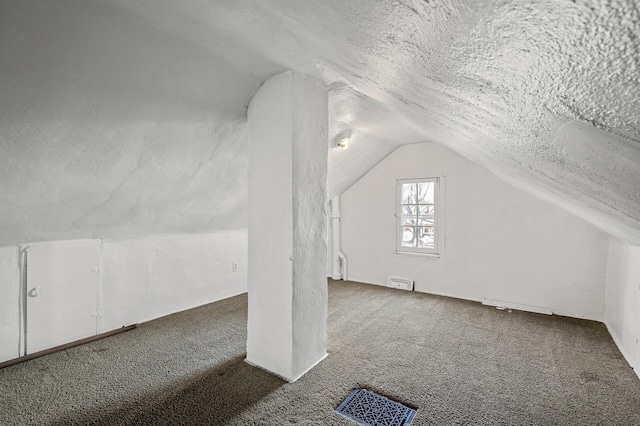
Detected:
left=0, top=0, right=257, bottom=246
left=1, top=0, right=639, bottom=244
left=259, top=0, right=640, bottom=242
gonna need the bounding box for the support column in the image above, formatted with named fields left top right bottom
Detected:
left=246, top=71, right=328, bottom=382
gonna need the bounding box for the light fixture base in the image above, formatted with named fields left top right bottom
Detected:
left=337, top=137, right=349, bottom=149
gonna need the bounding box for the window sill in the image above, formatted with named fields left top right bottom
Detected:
left=394, top=251, right=440, bottom=258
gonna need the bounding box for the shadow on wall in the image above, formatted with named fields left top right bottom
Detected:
left=51, top=355, right=285, bottom=425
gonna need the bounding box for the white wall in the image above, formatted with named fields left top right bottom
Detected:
left=0, top=231, right=247, bottom=363
left=605, top=240, right=640, bottom=377
left=340, top=142, right=609, bottom=320
left=0, top=0, right=254, bottom=363
left=0, top=248, right=20, bottom=363
left=101, top=230, right=247, bottom=331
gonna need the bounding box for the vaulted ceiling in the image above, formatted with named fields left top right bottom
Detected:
left=1, top=0, right=639, bottom=246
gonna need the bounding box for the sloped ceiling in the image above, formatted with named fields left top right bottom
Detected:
left=1, top=0, right=639, bottom=245
left=0, top=0, right=258, bottom=246
left=106, top=0, right=640, bottom=243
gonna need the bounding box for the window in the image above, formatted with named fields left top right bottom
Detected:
left=396, top=178, right=439, bottom=255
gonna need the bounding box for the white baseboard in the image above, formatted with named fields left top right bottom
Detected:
left=482, top=298, right=552, bottom=315
left=337, top=278, right=639, bottom=382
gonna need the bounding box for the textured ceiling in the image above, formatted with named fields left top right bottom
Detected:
left=0, top=0, right=258, bottom=245
left=1, top=0, right=639, bottom=245
left=103, top=0, right=640, bottom=243
left=260, top=0, right=640, bottom=243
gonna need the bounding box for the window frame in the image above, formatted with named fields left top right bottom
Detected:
left=395, top=177, right=440, bottom=256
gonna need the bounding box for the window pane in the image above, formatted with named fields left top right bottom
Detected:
left=398, top=179, right=438, bottom=253
left=402, top=205, right=415, bottom=215
left=419, top=204, right=434, bottom=215
left=417, top=227, right=435, bottom=248
left=401, top=183, right=416, bottom=204
left=401, top=226, right=416, bottom=247
left=402, top=216, right=417, bottom=226
left=417, top=182, right=434, bottom=204
left=419, top=216, right=434, bottom=226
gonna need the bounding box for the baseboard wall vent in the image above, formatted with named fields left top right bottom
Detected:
left=386, top=277, right=414, bottom=291
left=482, top=299, right=552, bottom=315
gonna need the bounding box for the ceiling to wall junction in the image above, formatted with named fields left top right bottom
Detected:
left=292, top=0, right=640, bottom=244
left=1, top=0, right=639, bottom=245
left=94, top=0, right=432, bottom=197
left=97, top=0, right=640, bottom=244
left=0, top=0, right=259, bottom=246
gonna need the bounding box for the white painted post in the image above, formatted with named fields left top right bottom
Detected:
left=246, top=71, right=328, bottom=382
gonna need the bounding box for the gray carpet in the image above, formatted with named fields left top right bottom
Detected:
left=1, top=279, right=639, bottom=425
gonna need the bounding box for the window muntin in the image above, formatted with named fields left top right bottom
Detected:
left=397, top=178, right=439, bottom=254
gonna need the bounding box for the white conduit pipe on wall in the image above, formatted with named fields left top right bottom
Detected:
left=337, top=251, right=347, bottom=281
left=331, top=196, right=347, bottom=280
left=18, top=245, right=30, bottom=357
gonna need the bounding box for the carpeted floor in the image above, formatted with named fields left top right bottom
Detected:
left=1, top=279, right=639, bottom=425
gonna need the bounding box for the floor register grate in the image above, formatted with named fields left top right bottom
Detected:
left=335, top=389, right=417, bottom=426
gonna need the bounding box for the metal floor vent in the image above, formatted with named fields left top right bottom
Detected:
left=335, top=389, right=417, bottom=426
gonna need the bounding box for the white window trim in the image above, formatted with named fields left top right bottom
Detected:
left=395, top=177, right=444, bottom=257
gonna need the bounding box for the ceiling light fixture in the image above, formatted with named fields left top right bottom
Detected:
left=337, top=137, right=349, bottom=149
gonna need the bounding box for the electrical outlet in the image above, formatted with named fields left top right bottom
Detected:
left=232, top=263, right=238, bottom=272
